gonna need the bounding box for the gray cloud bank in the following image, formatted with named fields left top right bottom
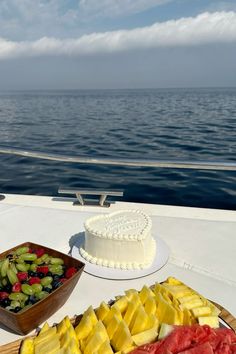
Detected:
left=0, top=11, right=236, bottom=59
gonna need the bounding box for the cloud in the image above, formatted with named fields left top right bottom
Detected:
left=0, top=11, right=236, bottom=60
left=0, top=0, right=174, bottom=40
left=79, top=0, right=172, bottom=18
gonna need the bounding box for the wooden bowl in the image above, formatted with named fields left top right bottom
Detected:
left=0, top=242, right=85, bottom=335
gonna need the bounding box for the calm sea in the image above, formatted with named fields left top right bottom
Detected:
left=0, top=88, right=236, bottom=210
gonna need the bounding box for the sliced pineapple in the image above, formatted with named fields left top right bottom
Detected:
left=103, top=303, right=122, bottom=326
left=75, top=306, right=98, bottom=340
left=106, top=314, right=121, bottom=339
left=198, top=316, right=219, bottom=328
left=96, top=301, right=110, bottom=321
left=191, top=306, right=212, bottom=317
left=123, top=299, right=140, bottom=327
left=97, top=340, right=114, bottom=354
left=115, top=296, right=129, bottom=314
left=131, top=306, right=149, bottom=335
left=132, top=326, right=158, bottom=346
left=179, top=298, right=204, bottom=311
left=20, top=338, right=34, bottom=354
left=84, top=332, right=104, bottom=354
left=144, top=296, right=156, bottom=316
left=111, top=320, right=133, bottom=352
left=139, top=285, right=155, bottom=304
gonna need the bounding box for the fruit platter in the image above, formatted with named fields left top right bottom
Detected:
left=0, top=276, right=235, bottom=354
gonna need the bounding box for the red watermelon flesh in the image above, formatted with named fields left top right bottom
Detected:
left=177, top=342, right=214, bottom=353
left=130, top=325, right=236, bottom=354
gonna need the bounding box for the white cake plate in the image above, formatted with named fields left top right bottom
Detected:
left=71, top=235, right=169, bottom=280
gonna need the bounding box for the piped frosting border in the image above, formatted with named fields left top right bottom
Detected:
left=79, top=238, right=156, bottom=270
left=84, top=209, right=152, bottom=241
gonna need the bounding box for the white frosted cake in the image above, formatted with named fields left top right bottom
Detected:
left=80, top=210, right=156, bottom=270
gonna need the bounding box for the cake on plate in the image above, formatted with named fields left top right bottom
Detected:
left=79, top=210, right=156, bottom=270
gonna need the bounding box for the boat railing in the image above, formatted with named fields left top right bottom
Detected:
left=0, top=146, right=236, bottom=206
left=0, top=147, right=236, bottom=171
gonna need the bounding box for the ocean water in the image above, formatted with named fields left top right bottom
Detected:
left=0, top=88, right=236, bottom=210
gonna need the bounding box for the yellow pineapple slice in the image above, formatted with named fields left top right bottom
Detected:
left=106, top=314, right=121, bottom=339
left=67, top=338, right=82, bottom=354
left=111, top=320, right=133, bottom=352
left=103, top=303, right=122, bottom=327
left=179, top=298, right=203, bottom=311
left=139, top=285, right=155, bottom=304
left=34, top=335, right=60, bottom=354
left=123, top=299, right=140, bottom=327
left=144, top=296, right=156, bottom=316
left=40, top=322, right=50, bottom=334
left=34, top=327, right=57, bottom=345
left=84, top=332, right=104, bottom=354
left=131, top=306, right=149, bottom=335
left=60, top=331, right=71, bottom=349
left=165, top=277, right=183, bottom=285
left=198, top=316, right=219, bottom=328
left=75, top=306, right=98, bottom=341
left=191, top=306, right=212, bottom=317
left=183, top=308, right=195, bottom=325
left=115, top=295, right=129, bottom=313
left=97, top=340, right=114, bottom=354
left=20, top=338, right=35, bottom=354
left=84, top=320, right=109, bottom=349
left=156, top=292, right=180, bottom=324
left=178, top=294, right=200, bottom=304
left=96, top=301, right=110, bottom=321
left=57, top=320, right=68, bottom=338
left=125, top=289, right=139, bottom=299
left=162, top=284, right=193, bottom=298
left=132, top=326, right=158, bottom=346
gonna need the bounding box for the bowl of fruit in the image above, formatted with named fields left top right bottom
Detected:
left=0, top=242, right=85, bottom=335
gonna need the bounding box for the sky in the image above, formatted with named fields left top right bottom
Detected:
left=0, top=0, right=236, bottom=89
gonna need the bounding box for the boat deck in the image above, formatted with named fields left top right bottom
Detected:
left=0, top=193, right=235, bottom=346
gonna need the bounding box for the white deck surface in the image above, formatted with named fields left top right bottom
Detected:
left=0, top=193, right=236, bottom=346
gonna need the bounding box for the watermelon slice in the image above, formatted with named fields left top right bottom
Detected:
left=130, top=325, right=236, bottom=354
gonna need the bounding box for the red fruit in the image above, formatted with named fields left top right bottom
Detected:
left=60, top=278, right=67, bottom=283
left=28, top=277, right=41, bottom=285
left=65, top=267, right=77, bottom=279
left=12, top=282, right=21, bottom=293
left=17, top=272, right=28, bottom=282
left=37, top=266, right=49, bottom=275
left=0, top=292, right=9, bottom=300
left=35, top=248, right=45, bottom=257
left=28, top=248, right=33, bottom=253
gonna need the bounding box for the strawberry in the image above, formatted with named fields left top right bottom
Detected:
left=17, top=272, right=28, bottom=282
left=37, top=266, right=49, bottom=275
left=65, top=267, right=77, bottom=279
left=28, top=277, right=41, bottom=285
left=35, top=248, right=45, bottom=257
left=12, top=282, right=21, bottom=292
left=0, top=292, right=9, bottom=300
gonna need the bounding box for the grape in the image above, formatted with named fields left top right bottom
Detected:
left=10, top=300, right=21, bottom=308
left=21, top=284, right=34, bottom=295
left=36, top=291, right=49, bottom=300
left=15, top=247, right=30, bottom=256
left=30, top=264, right=37, bottom=272
left=31, top=284, right=43, bottom=293
left=50, top=257, right=64, bottom=265
left=16, top=263, right=28, bottom=272
left=19, top=253, right=37, bottom=262
left=9, top=292, right=28, bottom=301
left=40, top=276, right=53, bottom=287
